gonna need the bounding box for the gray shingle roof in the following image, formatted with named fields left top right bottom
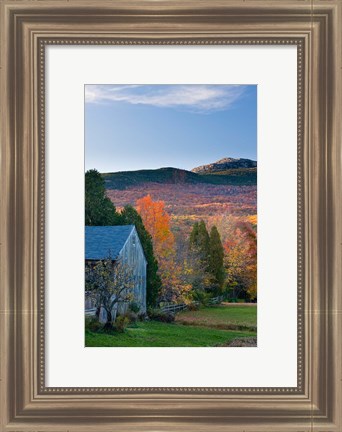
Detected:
left=85, top=225, right=135, bottom=261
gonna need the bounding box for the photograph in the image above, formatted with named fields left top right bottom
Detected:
left=84, top=84, right=257, bottom=347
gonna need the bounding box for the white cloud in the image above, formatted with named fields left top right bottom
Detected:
left=85, top=84, right=246, bottom=112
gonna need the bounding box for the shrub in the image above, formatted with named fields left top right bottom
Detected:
left=187, top=302, right=200, bottom=311
left=85, top=316, right=102, bottom=333
left=192, top=290, right=212, bottom=307
left=125, top=310, right=138, bottom=324
left=114, top=315, right=130, bottom=333
left=148, top=308, right=175, bottom=323
left=138, top=312, right=147, bottom=321
left=129, top=302, right=140, bottom=314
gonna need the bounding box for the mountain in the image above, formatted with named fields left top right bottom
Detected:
left=103, top=164, right=256, bottom=190
left=191, top=157, right=257, bottom=174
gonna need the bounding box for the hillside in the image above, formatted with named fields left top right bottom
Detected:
left=103, top=158, right=257, bottom=239
left=103, top=166, right=256, bottom=190
left=107, top=182, right=257, bottom=235
left=103, top=167, right=199, bottom=190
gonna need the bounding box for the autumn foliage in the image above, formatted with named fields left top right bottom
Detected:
left=137, top=195, right=190, bottom=302
left=107, top=181, right=257, bottom=303
left=223, top=221, right=257, bottom=300
left=136, top=194, right=175, bottom=258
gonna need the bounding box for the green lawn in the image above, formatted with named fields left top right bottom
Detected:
left=85, top=321, right=254, bottom=347
left=85, top=304, right=257, bottom=347
left=176, top=305, right=257, bottom=331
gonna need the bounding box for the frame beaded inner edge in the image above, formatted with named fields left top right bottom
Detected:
left=38, top=37, right=305, bottom=395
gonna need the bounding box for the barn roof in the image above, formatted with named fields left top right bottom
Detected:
left=85, top=225, right=135, bottom=261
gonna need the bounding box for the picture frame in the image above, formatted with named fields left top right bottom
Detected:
left=0, top=0, right=341, bottom=430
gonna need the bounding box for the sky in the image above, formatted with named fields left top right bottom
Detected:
left=85, top=84, right=257, bottom=173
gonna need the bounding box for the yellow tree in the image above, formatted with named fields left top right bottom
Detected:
left=224, top=221, right=257, bottom=301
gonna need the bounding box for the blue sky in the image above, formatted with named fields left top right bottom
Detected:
left=85, top=84, right=257, bottom=173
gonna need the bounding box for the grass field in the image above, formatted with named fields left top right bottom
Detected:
left=85, top=304, right=257, bottom=348
left=176, top=304, right=257, bottom=331
left=85, top=321, right=254, bottom=347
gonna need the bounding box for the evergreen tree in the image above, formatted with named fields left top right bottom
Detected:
left=189, top=222, right=199, bottom=246
left=198, top=220, right=210, bottom=257
left=120, top=205, right=161, bottom=307
left=85, top=169, right=120, bottom=226
left=189, top=220, right=210, bottom=271
left=209, top=225, right=225, bottom=293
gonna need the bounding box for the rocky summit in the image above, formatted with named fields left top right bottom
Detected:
left=191, top=157, right=257, bottom=174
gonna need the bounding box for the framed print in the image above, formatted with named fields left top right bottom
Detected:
left=1, top=1, right=341, bottom=431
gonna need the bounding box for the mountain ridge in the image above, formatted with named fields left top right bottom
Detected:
left=102, top=160, right=257, bottom=190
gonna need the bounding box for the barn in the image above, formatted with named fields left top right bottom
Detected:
left=85, top=225, right=147, bottom=322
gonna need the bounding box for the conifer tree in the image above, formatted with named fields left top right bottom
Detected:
left=198, top=220, right=210, bottom=257
left=189, top=220, right=210, bottom=272
left=85, top=169, right=120, bottom=226
left=209, top=225, right=225, bottom=293
left=189, top=222, right=199, bottom=246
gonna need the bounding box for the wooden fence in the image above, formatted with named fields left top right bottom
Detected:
left=85, top=307, right=97, bottom=317
left=208, top=295, right=224, bottom=305
left=160, top=295, right=224, bottom=314
left=86, top=295, right=224, bottom=317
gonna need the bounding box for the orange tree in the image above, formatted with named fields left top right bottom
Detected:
left=136, top=195, right=191, bottom=303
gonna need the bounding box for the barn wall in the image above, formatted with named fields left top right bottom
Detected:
left=120, top=228, right=147, bottom=314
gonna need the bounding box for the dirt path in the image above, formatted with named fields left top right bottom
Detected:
left=221, top=302, right=256, bottom=307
